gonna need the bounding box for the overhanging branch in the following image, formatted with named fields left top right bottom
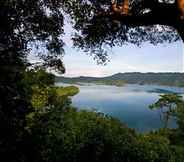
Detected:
left=94, top=1, right=183, bottom=41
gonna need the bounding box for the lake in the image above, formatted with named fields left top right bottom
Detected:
left=55, top=83, right=184, bottom=132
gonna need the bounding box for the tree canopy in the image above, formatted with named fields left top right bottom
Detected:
left=1, top=1, right=184, bottom=161
left=63, top=0, right=184, bottom=62
left=0, top=0, right=66, bottom=71
left=1, top=0, right=184, bottom=66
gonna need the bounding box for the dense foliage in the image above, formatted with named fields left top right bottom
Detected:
left=1, top=0, right=184, bottom=162
left=63, top=0, right=184, bottom=62
left=29, top=106, right=184, bottom=162
left=25, top=69, right=184, bottom=162
left=0, top=0, right=65, bottom=160
left=11, top=68, right=184, bottom=162
left=20, top=68, right=184, bottom=162
left=1, top=64, right=184, bottom=162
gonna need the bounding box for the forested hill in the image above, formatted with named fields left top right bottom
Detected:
left=55, top=73, right=184, bottom=87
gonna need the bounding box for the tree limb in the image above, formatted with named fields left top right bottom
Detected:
left=95, top=1, right=183, bottom=40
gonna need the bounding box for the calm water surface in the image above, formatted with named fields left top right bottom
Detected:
left=55, top=83, right=184, bottom=132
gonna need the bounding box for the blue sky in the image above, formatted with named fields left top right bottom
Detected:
left=63, top=42, right=183, bottom=77
left=61, top=23, right=184, bottom=77
left=29, top=22, right=184, bottom=77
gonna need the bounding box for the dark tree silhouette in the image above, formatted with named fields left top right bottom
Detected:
left=63, top=0, right=184, bottom=62
left=1, top=1, right=184, bottom=162
left=0, top=1, right=65, bottom=161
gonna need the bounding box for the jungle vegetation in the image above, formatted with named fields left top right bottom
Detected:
left=1, top=0, right=184, bottom=162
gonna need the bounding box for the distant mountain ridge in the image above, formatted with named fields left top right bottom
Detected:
left=55, top=72, right=184, bottom=87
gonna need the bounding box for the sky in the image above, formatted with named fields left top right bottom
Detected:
left=29, top=22, right=184, bottom=77
left=63, top=41, right=183, bottom=77
left=61, top=22, right=184, bottom=77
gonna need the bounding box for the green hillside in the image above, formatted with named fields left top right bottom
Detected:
left=55, top=72, right=184, bottom=87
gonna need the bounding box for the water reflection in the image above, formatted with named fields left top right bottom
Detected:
left=55, top=83, right=184, bottom=132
